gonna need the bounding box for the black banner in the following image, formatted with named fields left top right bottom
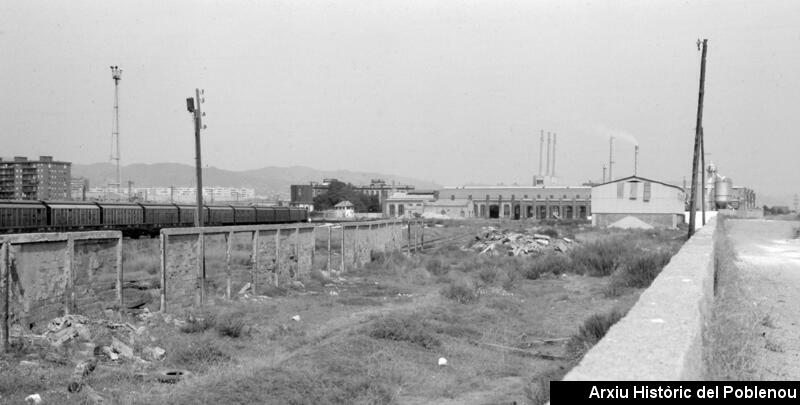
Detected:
left=551, top=381, right=800, bottom=404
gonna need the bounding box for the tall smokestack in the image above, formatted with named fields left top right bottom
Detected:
left=538, top=130, right=544, bottom=176
left=608, top=136, right=614, bottom=181
left=546, top=132, right=551, bottom=177
left=552, top=133, right=557, bottom=177
left=602, top=165, right=607, bottom=183
left=634, top=144, right=639, bottom=176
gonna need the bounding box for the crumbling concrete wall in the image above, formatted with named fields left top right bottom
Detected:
left=9, top=242, right=68, bottom=329
left=163, top=234, right=200, bottom=311
left=72, top=240, right=119, bottom=316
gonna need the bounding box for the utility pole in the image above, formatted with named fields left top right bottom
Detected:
left=602, top=165, right=607, bottom=183
left=688, top=39, right=708, bottom=238
left=700, top=128, right=706, bottom=225
left=127, top=180, right=134, bottom=202
left=538, top=130, right=544, bottom=176
left=186, top=89, right=206, bottom=227
left=110, top=66, right=122, bottom=193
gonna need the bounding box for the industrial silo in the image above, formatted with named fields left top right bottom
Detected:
left=714, top=177, right=733, bottom=209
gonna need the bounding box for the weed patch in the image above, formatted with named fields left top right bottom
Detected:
left=366, top=315, right=442, bottom=349
left=524, top=254, right=572, bottom=279
left=570, top=239, right=630, bottom=276
left=172, top=341, right=231, bottom=369
left=440, top=281, right=480, bottom=304
left=566, top=308, right=627, bottom=359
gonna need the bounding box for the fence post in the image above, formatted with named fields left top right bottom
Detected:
left=353, top=225, right=359, bottom=267
left=309, top=226, right=316, bottom=277
left=274, top=229, right=281, bottom=286
left=406, top=222, right=411, bottom=255
left=160, top=234, right=167, bottom=312
left=65, top=235, right=74, bottom=314
left=420, top=222, right=424, bottom=252
left=341, top=225, right=345, bottom=273
left=225, top=231, right=233, bottom=300
left=116, top=234, right=123, bottom=309
left=294, top=227, right=300, bottom=279
left=1, top=242, right=9, bottom=353
left=327, top=226, right=332, bottom=271
left=251, top=230, right=259, bottom=295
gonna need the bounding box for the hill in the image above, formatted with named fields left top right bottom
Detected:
left=71, top=163, right=441, bottom=198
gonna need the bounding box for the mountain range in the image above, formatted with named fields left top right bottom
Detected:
left=71, top=163, right=441, bottom=198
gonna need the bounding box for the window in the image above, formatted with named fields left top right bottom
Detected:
left=451, top=195, right=455, bottom=200
left=643, top=182, right=652, bottom=202
left=468, top=194, right=472, bottom=200
left=549, top=195, right=554, bottom=199
left=617, top=182, right=625, bottom=198
left=563, top=194, right=567, bottom=199
left=486, top=194, right=490, bottom=200
left=503, top=205, right=510, bottom=216
left=511, top=194, right=515, bottom=200
left=524, top=194, right=528, bottom=199
left=537, top=194, right=541, bottom=198
left=629, top=182, right=638, bottom=200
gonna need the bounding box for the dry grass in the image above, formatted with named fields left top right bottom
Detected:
left=703, top=216, right=762, bottom=380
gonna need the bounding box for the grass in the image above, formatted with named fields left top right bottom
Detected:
left=366, top=314, right=442, bottom=349
left=172, top=340, right=232, bottom=369
left=524, top=253, right=572, bottom=279
left=565, top=308, right=627, bottom=359
left=703, top=215, right=762, bottom=380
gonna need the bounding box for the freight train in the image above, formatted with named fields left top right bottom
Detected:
left=0, top=200, right=308, bottom=236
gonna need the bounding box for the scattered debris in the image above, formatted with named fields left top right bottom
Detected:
left=291, top=315, right=301, bottom=322
left=111, top=336, right=135, bottom=360
left=67, top=358, right=98, bottom=393
left=19, top=360, right=40, bottom=368
left=466, top=226, right=576, bottom=256
left=328, top=291, right=339, bottom=296
left=143, top=346, right=166, bottom=361
left=45, top=315, right=92, bottom=346
left=238, top=283, right=252, bottom=295
left=82, top=384, right=106, bottom=404
left=24, top=394, right=42, bottom=404
left=438, top=357, right=448, bottom=366
left=151, top=369, right=192, bottom=384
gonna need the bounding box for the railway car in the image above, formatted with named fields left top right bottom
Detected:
left=207, top=205, right=235, bottom=225
left=139, top=203, right=180, bottom=226
left=273, top=207, right=291, bottom=223
left=46, top=202, right=101, bottom=230
left=254, top=206, right=276, bottom=223
left=0, top=200, right=48, bottom=232
left=288, top=207, right=307, bottom=222
left=231, top=205, right=257, bottom=224
left=96, top=202, right=143, bottom=227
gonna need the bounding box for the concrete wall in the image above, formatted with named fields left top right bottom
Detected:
left=563, top=217, right=717, bottom=380
left=160, top=220, right=411, bottom=313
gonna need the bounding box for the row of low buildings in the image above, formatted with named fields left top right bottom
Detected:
left=290, top=178, right=414, bottom=211
left=84, top=186, right=256, bottom=203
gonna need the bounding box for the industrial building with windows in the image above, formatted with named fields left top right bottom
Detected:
left=0, top=156, right=71, bottom=200
left=591, top=175, right=686, bottom=228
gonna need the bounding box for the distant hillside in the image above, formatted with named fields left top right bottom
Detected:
left=71, top=163, right=441, bottom=198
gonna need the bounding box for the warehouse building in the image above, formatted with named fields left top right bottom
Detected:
left=445, top=186, right=591, bottom=220
left=591, top=175, right=685, bottom=228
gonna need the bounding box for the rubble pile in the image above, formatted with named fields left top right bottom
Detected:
left=464, top=226, right=576, bottom=256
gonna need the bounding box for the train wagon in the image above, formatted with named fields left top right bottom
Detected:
left=273, top=207, right=291, bottom=223
left=207, top=205, right=234, bottom=225
left=139, top=203, right=180, bottom=226
left=231, top=205, right=257, bottom=224
left=176, top=205, right=210, bottom=226
left=97, top=203, right=143, bottom=227
left=0, top=201, right=48, bottom=232
left=46, top=202, right=101, bottom=229
left=254, top=206, right=276, bottom=223
left=288, top=207, right=307, bottom=222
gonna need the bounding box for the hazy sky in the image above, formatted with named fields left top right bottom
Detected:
left=3, top=0, right=799, bottom=201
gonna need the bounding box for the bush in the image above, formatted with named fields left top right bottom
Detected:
left=216, top=314, right=248, bottom=338
left=367, top=315, right=441, bottom=349
left=478, top=266, right=500, bottom=284
left=172, top=341, right=231, bottom=368
left=440, top=282, right=479, bottom=304
left=569, top=239, right=630, bottom=277
left=609, top=250, right=674, bottom=292
left=540, top=228, right=559, bottom=239
left=566, top=308, right=627, bottom=359
left=524, top=254, right=572, bottom=279
left=424, top=256, right=448, bottom=276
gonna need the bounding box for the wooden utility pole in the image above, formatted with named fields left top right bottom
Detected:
left=688, top=39, right=708, bottom=238
left=700, top=127, right=706, bottom=225
left=193, top=88, right=205, bottom=228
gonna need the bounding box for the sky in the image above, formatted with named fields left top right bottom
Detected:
left=2, top=0, right=799, bottom=203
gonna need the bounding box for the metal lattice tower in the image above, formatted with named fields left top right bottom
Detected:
left=110, top=66, right=122, bottom=193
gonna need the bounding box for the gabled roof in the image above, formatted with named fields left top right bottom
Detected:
left=592, top=175, right=684, bottom=192
left=334, top=200, right=354, bottom=208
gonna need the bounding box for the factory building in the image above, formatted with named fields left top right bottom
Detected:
left=0, top=156, right=71, bottom=200
left=290, top=178, right=415, bottom=212
left=445, top=186, right=591, bottom=220
left=591, top=175, right=685, bottom=228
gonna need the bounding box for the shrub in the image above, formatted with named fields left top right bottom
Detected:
left=424, top=256, right=448, bottom=276
left=610, top=250, right=674, bottom=291
left=367, top=316, right=441, bottom=349
left=172, top=341, right=231, bottom=367
left=526, top=367, right=570, bottom=405
left=540, top=228, right=559, bottom=239
left=478, top=266, right=500, bottom=284
left=566, top=308, right=627, bottom=359
left=440, top=282, right=479, bottom=304
left=216, top=314, right=248, bottom=338
left=569, top=239, right=630, bottom=277
left=524, top=254, right=572, bottom=279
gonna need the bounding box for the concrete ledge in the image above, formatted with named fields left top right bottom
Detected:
left=563, top=217, right=717, bottom=380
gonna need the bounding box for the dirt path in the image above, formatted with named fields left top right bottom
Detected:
left=727, top=219, right=800, bottom=379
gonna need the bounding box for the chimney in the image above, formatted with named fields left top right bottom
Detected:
left=552, top=133, right=557, bottom=177
left=546, top=132, right=551, bottom=177
left=634, top=145, right=639, bottom=176
left=608, top=136, right=614, bottom=181
left=538, top=130, right=544, bottom=176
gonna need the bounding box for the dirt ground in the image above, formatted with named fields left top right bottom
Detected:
left=726, top=219, right=800, bottom=380
left=0, top=220, right=681, bottom=404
